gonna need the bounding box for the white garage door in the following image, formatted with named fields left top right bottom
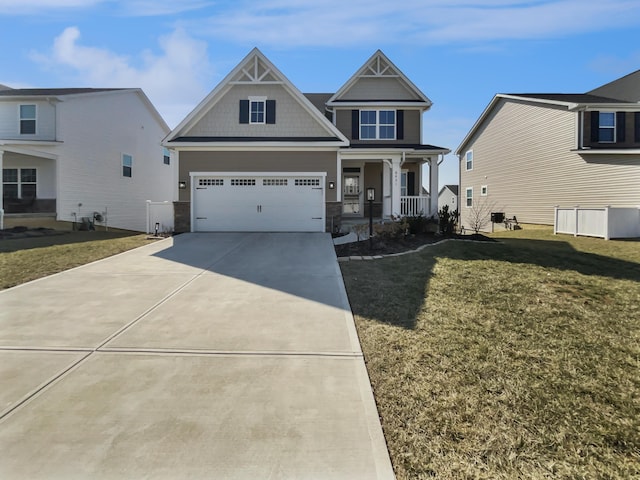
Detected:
left=192, top=173, right=325, bottom=232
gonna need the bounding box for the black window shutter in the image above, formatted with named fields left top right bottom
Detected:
left=239, top=100, right=249, bottom=124
left=407, top=171, right=415, bottom=196
left=266, top=100, right=276, bottom=124
left=590, top=111, right=599, bottom=142
left=635, top=112, right=640, bottom=142
left=351, top=110, right=359, bottom=140
left=396, top=110, right=404, bottom=140
left=616, top=112, right=626, bottom=142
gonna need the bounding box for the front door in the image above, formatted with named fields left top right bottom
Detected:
left=342, top=170, right=362, bottom=216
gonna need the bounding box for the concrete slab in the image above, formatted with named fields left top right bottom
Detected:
left=0, top=353, right=390, bottom=480
left=0, top=273, right=192, bottom=348
left=0, top=350, right=86, bottom=417
left=0, top=233, right=394, bottom=479
left=106, top=273, right=359, bottom=354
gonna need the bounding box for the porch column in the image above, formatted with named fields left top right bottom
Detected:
left=429, top=156, right=440, bottom=217
left=0, top=150, right=3, bottom=230
left=391, top=157, right=402, bottom=217
left=382, top=160, right=391, bottom=217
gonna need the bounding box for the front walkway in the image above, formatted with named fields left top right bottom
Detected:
left=0, top=233, right=394, bottom=479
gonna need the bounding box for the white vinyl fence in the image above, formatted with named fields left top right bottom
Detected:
left=146, top=201, right=174, bottom=234
left=554, top=206, right=640, bottom=240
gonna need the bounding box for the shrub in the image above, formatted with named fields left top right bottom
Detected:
left=438, top=205, right=459, bottom=235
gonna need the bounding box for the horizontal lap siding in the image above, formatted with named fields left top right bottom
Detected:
left=178, top=151, right=337, bottom=202
left=460, top=98, right=640, bottom=229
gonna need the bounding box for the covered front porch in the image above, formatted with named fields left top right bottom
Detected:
left=339, top=147, right=445, bottom=222
left=1, top=146, right=57, bottom=229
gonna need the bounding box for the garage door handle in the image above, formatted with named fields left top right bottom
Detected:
left=312, top=217, right=322, bottom=220
left=196, top=187, right=206, bottom=190
left=196, top=217, right=207, bottom=220
left=312, top=187, right=322, bottom=190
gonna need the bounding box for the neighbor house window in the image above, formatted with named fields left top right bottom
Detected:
left=465, top=150, right=473, bottom=171
left=598, top=112, right=615, bottom=142
left=360, top=110, right=396, bottom=140
left=122, top=154, right=132, bottom=177
left=20, top=104, right=36, bottom=135
left=163, top=148, right=170, bottom=165
left=466, top=187, right=473, bottom=207
left=3, top=168, right=36, bottom=199
left=481, top=185, right=488, bottom=196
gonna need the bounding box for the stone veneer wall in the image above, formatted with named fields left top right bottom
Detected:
left=326, top=202, right=342, bottom=233
left=173, top=201, right=191, bottom=233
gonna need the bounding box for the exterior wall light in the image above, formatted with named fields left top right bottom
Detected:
left=178, top=181, right=187, bottom=189
left=328, top=181, right=335, bottom=189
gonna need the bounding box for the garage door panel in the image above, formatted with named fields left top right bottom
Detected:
left=193, top=174, right=324, bottom=232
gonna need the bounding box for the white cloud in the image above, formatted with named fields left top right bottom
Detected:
left=31, top=26, right=214, bottom=128
left=190, top=0, right=640, bottom=47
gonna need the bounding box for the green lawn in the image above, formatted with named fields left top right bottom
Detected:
left=0, top=231, right=155, bottom=289
left=340, top=226, right=640, bottom=479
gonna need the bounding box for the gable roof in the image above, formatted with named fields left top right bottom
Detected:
left=588, top=69, right=640, bottom=102
left=164, top=48, right=348, bottom=145
left=439, top=185, right=459, bottom=196
left=456, top=89, right=640, bottom=155
left=0, top=88, right=126, bottom=97
left=327, top=50, right=432, bottom=108
left=0, top=87, right=169, bottom=133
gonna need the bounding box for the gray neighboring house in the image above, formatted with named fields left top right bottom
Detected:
left=163, top=48, right=449, bottom=233
left=456, top=69, right=640, bottom=230
left=438, top=184, right=458, bottom=213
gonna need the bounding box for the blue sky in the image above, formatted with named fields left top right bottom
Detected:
left=2, top=0, right=640, bottom=188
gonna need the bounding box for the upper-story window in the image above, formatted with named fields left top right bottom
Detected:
left=122, top=154, right=133, bottom=177
left=360, top=110, right=396, bottom=140
left=598, top=112, right=616, bottom=143
left=250, top=98, right=265, bottom=124
left=465, top=150, right=473, bottom=171
left=239, top=98, right=276, bottom=124
left=20, top=104, right=36, bottom=135
left=162, top=148, right=170, bottom=165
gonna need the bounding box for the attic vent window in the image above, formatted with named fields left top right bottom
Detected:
left=240, top=98, right=276, bottom=124
left=250, top=99, right=265, bottom=124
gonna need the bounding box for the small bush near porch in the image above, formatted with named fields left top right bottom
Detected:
left=340, top=226, right=639, bottom=479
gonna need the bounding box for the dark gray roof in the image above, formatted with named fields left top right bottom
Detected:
left=169, top=136, right=341, bottom=143
left=346, top=143, right=448, bottom=151
left=507, top=93, right=629, bottom=104
left=303, top=93, right=332, bottom=114
left=0, top=88, right=127, bottom=97
left=444, top=184, right=459, bottom=195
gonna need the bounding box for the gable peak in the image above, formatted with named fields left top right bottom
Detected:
left=232, top=48, right=280, bottom=83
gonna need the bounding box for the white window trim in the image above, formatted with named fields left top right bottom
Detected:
left=360, top=109, right=396, bottom=141
left=3, top=167, right=37, bottom=199
left=465, top=187, right=473, bottom=208
left=465, top=150, right=473, bottom=171
left=122, top=153, right=133, bottom=178
left=19, top=104, right=37, bottom=135
left=249, top=96, right=267, bottom=125
left=598, top=111, right=616, bottom=143
left=481, top=185, right=488, bottom=196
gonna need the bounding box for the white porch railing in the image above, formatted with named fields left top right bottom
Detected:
left=400, top=196, right=430, bottom=217
left=554, top=206, right=640, bottom=240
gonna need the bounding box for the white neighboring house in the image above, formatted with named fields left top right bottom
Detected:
left=438, top=184, right=458, bottom=213
left=0, top=87, right=173, bottom=232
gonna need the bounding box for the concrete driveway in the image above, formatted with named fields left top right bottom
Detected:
left=0, top=233, right=394, bottom=479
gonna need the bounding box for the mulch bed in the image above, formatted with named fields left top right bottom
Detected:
left=0, top=226, right=66, bottom=240
left=334, top=232, right=495, bottom=257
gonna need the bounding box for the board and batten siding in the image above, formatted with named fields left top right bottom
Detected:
left=54, top=91, right=172, bottom=231
left=460, top=98, right=640, bottom=229
left=186, top=84, right=330, bottom=138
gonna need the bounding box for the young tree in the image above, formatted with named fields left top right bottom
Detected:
left=467, top=198, right=498, bottom=234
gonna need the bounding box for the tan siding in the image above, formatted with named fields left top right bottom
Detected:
left=340, top=77, right=417, bottom=100
left=178, top=151, right=337, bottom=202
left=460, top=98, right=640, bottom=230
left=186, top=84, right=330, bottom=138
left=335, top=109, right=421, bottom=144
